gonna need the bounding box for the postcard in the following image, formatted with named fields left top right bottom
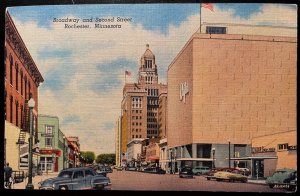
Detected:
left=3, top=2, right=297, bottom=192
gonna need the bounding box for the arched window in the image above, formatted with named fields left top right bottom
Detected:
left=9, top=54, right=13, bottom=85
left=24, top=76, right=27, bottom=100
left=16, top=101, right=19, bottom=127
left=15, top=63, right=19, bottom=91
left=20, top=70, right=23, bottom=95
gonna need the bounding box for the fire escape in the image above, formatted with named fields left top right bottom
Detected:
left=16, top=102, right=29, bottom=145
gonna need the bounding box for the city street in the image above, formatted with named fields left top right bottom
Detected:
left=106, top=170, right=286, bottom=192
left=10, top=170, right=289, bottom=192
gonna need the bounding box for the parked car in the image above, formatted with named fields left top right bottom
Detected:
left=235, top=167, right=251, bottom=176
left=192, top=166, right=211, bottom=175
left=126, top=166, right=138, bottom=171
left=214, top=171, right=248, bottom=183
left=143, top=167, right=166, bottom=174
left=266, top=168, right=297, bottom=191
left=38, top=167, right=111, bottom=190
left=179, top=167, right=194, bottom=178
left=206, top=168, right=241, bottom=180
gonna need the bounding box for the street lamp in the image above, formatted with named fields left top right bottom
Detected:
left=212, top=147, right=216, bottom=169
left=228, top=139, right=231, bottom=168
left=26, top=98, right=35, bottom=190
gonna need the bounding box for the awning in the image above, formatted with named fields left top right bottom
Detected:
left=228, top=156, right=278, bottom=160
left=176, top=158, right=213, bottom=161
left=39, top=149, right=61, bottom=157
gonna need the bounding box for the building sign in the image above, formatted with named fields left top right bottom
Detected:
left=288, top=145, right=297, bottom=150
left=179, top=82, right=189, bottom=103
left=252, top=146, right=276, bottom=153
left=19, top=144, right=29, bottom=168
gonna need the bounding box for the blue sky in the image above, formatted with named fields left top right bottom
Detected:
left=7, top=3, right=297, bottom=155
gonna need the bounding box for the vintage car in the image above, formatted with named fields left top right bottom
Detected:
left=38, top=167, right=111, bottom=190
left=266, top=168, right=297, bottom=191
left=214, top=171, right=248, bottom=183
left=143, top=167, right=166, bottom=174
left=192, top=166, right=211, bottom=175
left=179, top=167, right=194, bottom=178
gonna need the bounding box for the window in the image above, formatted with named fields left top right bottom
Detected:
left=20, top=70, right=23, bottom=95
left=85, top=169, right=94, bottom=177
left=206, top=26, right=227, bottom=34
left=73, top=171, right=84, bottom=179
left=10, top=96, right=13, bottom=123
left=20, top=105, right=23, bottom=128
left=132, top=135, right=134, bottom=138
left=28, top=81, right=31, bottom=99
left=25, top=77, right=27, bottom=99
left=10, top=55, right=13, bottom=85
left=278, top=143, right=288, bottom=151
left=15, top=63, right=19, bottom=91
left=45, top=125, right=53, bottom=147
left=145, top=60, right=152, bottom=68
left=15, top=101, right=19, bottom=127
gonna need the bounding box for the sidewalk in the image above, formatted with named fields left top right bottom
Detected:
left=12, top=172, right=59, bottom=190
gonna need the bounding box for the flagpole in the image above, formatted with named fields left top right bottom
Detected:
left=200, top=3, right=202, bottom=33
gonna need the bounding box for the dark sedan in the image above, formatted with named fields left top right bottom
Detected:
left=179, top=167, right=194, bottom=178
left=38, top=167, right=111, bottom=190
left=143, top=167, right=166, bottom=174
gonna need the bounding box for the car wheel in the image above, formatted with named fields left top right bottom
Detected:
left=196, top=173, right=200, bottom=176
left=207, top=177, right=211, bottom=181
left=59, top=186, right=68, bottom=190
left=269, top=184, right=275, bottom=188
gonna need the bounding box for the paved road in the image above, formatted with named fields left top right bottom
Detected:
left=11, top=170, right=288, bottom=192
left=107, top=170, right=287, bottom=192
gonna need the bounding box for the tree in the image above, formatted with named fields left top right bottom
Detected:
left=96, top=153, right=116, bottom=165
left=79, top=151, right=95, bottom=164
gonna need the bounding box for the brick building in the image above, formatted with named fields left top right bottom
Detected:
left=4, top=11, right=44, bottom=172
left=167, top=26, right=296, bottom=173
left=121, top=44, right=167, bottom=159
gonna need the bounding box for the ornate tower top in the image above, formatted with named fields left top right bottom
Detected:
left=138, top=44, right=158, bottom=85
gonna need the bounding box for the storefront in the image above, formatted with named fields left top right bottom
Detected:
left=39, top=149, right=61, bottom=172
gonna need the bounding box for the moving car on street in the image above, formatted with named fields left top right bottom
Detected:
left=266, top=168, right=297, bottom=191
left=38, top=167, right=111, bottom=190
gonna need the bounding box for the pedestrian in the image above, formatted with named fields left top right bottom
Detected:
left=4, top=162, right=13, bottom=189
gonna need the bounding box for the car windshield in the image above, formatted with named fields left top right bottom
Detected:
left=58, top=171, right=73, bottom=178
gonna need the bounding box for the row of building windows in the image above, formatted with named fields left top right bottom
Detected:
left=147, top=118, right=157, bottom=122
left=5, top=92, right=25, bottom=129
left=147, top=112, right=157, bottom=117
left=145, top=76, right=153, bottom=84
left=147, top=130, right=157, bottom=135
left=132, top=110, right=142, bottom=114
left=132, top=116, right=142, bottom=120
left=132, top=103, right=142, bottom=108
left=132, top=122, right=142, bottom=126
left=131, top=128, right=142, bottom=132
left=132, top=135, right=142, bottom=138
left=146, top=88, right=159, bottom=96
left=145, top=60, right=153, bottom=69
left=148, top=99, right=158, bottom=105
left=5, top=49, right=32, bottom=99
left=147, top=124, right=157, bottom=128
